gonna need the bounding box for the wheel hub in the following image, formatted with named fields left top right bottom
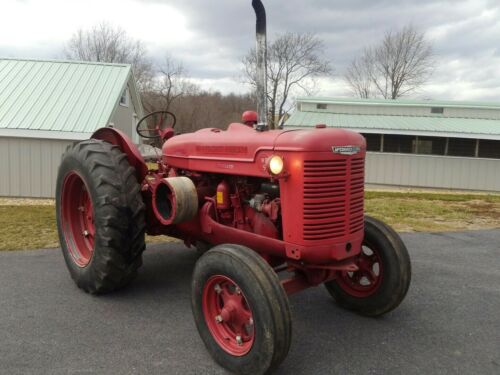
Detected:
left=61, top=172, right=95, bottom=267
left=336, top=242, right=383, bottom=297
left=202, top=275, right=255, bottom=355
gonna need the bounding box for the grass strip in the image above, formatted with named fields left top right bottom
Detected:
left=0, top=191, right=498, bottom=251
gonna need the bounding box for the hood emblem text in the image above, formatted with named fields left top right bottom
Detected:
left=332, top=146, right=361, bottom=156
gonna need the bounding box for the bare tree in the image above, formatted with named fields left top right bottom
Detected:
left=141, top=56, right=199, bottom=113
left=345, top=49, right=375, bottom=99
left=64, top=22, right=152, bottom=91
left=243, top=32, right=333, bottom=129
left=345, top=25, right=433, bottom=99
left=170, top=91, right=256, bottom=133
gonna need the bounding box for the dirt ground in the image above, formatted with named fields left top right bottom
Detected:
left=0, top=198, right=54, bottom=206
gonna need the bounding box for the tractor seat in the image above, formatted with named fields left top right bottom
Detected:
left=137, top=143, right=162, bottom=161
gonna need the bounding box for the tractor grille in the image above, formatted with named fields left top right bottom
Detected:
left=302, top=157, right=364, bottom=241
left=349, top=158, right=365, bottom=234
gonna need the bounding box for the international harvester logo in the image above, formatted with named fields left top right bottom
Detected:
left=332, top=145, right=361, bottom=155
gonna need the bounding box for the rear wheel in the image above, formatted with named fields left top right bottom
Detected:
left=56, top=139, right=146, bottom=294
left=191, top=244, right=292, bottom=374
left=325, top=216, right=411, bottom=316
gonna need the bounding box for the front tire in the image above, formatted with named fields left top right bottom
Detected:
left=191, top=244, right=292, bottom=375
left=325, top=216, right=411, bottom=316
left=56, top=139, right=146, bottom=294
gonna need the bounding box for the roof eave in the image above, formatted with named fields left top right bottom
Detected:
left=296, top=97, right=500, bottom=111
left=0, top=128, right=92, bottom=141
left=284, top=125, right=500, bottom=140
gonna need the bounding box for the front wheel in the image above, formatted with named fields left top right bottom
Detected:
left=325, top=216, right=411, bottom=317
left=191, top=244, right=292, bottom=375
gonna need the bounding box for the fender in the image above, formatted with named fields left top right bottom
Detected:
left=91, top=127, right=148, bottom=182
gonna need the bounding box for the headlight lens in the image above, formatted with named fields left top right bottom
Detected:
left=268, top=155, right=284, bottom=175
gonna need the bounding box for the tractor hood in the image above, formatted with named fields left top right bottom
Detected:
left=274, top=127, right=366, bottom=152
left=163, top=123, right=365, bottom=176
left=164, top=123, right=279, bottom=161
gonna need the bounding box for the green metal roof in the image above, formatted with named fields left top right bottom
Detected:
left=286, top=111, right=500, bottom=139
left=0, top=58, right=132, bottom=135
left=298, top=97, right=500, bottom=110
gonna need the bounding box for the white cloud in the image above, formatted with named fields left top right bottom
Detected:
left=190, top=77, right=247, bottom=95
left=0, top=0, right=192, bottom=54
left=1, top=0, right=500, bottom=100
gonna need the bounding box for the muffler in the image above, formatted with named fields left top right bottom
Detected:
left=252, top=0, right=268, bottom=131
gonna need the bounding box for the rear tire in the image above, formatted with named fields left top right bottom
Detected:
left=56, top=139, right=146, bottom=294
left=325, top=216, right=411, bottom=317
left=191, top=244, right=292, bottom=375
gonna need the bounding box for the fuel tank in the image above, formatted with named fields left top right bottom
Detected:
left=163, top=123, right=365, bottom=176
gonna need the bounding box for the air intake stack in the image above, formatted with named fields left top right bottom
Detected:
left=252, top=0, right=268, bottom=131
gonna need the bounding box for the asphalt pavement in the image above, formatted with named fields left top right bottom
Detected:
left=1, top=230, right=499, bottom=375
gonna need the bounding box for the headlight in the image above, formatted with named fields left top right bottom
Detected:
left=268, top=155, right=284, bottom=175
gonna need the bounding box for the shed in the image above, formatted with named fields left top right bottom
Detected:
left=286, top=97, right=500, bottom=192
left=0, top=58, right=144, bottom=198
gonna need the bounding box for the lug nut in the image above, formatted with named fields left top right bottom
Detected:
left=236, top=335, right=243, bottom=345
left=235, top=287, right=241, bottom=295
left=214, top=284, right=222, bottom=294
left=215, top=315, right=223, bottom=323
left=83, top=230, right=89, bottom=237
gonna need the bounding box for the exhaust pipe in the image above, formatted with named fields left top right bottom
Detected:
left=252, top=0, right=268, bottom=131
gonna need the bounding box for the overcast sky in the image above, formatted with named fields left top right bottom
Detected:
left=1, top=0, right=500, bottom=101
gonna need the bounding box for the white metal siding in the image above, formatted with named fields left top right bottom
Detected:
left=109, top=85, right=138, bottom=142
left=0, top=137, right=73, bottom=198
left=366, top=152, right=500, bottom=192
left=2, top=137, right=499, bottom=198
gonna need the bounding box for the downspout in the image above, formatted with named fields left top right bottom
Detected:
left=252, top=0, right=268, bottom=131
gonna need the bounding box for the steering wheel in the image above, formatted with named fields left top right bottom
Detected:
left=136, top=111, right=177, bottom=139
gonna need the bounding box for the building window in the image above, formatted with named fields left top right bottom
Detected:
left=431, top=107, right=444, bottom=114
left=447, top=138, right=476, bottom=157
left=478, top=140, right=500, bottom=159
left=361, top=133, right=381, bottom=151
left=383, top=135, right=414, bottom=153
left=415, top=136, right=446, bottom=155
left=120, top=88, right=129, bottom=107
left=316, top=103, right=327, bottom=110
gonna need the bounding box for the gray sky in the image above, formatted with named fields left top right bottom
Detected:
left=1, top=0, right=500, bottom=101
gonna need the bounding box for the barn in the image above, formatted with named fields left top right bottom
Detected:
left=286, top=97, right=500, bottom=192
left=0, top=58, right=144, bottom=198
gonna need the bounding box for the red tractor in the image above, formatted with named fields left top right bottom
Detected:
left=56, top=1, right=411, bottom=374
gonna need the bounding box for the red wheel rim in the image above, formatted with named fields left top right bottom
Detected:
left=202, top=275, right=255, bottom=356
left=336, top=241, right=383, bottom=297
left=61, top=172, right=95, bottom=267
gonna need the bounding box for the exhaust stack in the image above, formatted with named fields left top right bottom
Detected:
left=252, top=0, right=268, bottom=131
